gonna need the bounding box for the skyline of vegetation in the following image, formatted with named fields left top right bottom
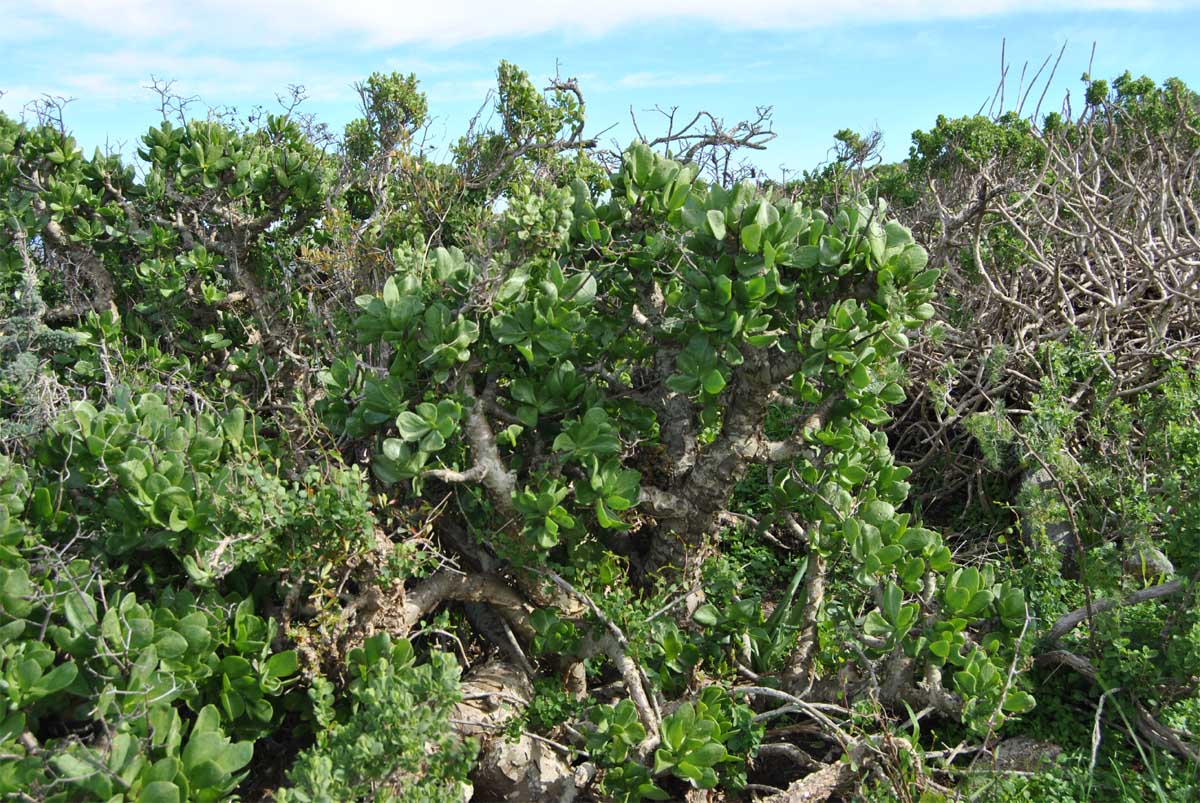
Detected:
left=1, top=57, right=1197, bottom=801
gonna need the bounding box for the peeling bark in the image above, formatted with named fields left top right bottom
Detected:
left=763, top=761, right=855, bottom=803
left=645, top=348, right=780, bottom=585
left=455, top=661, right=578, bottom=802
left=461, top=382, right=517, bottom=516
left=784, top=549, right=825, bottom=692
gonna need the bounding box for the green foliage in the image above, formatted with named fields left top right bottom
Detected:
left=530, top=608, right=583, bottom=656
left=0, top=451, right=295, bottom=798
left=3, top=65, right=624, bottom=797
left=588, top=699, right=648, bottom=766
left=690, top=557, right=808, bottom=674
left=588, top=688, right=761, bottom=801
left=1016, top=354, right=1200, bottom=725
left=324, top=129, right=1035, bottom=790
left=277, top=634, right=475, bottom=803
left=34, top=391, right=376, bottom=588
left=953, top=695, right=1200, bottom=803
left=345, top=72, right=428, bottom=161
left=0, top=102, right=336, bottom=438
left=5, top=60, right=1196, bottom=803
left=908, top=111, right=1044, bottom=182
left=521, top=676, right=592, bottom=733
left=653, top=687, right=761, bottom=791
left=0, top=386, right=374, bottom=800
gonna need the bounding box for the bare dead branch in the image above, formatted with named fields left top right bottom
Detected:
left=1045, top=578, right=1186, bottom=642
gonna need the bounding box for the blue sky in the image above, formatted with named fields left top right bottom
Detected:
left=2, top=1, right=1199, bottom=174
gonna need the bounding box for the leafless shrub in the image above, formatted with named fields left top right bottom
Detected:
left=889, top=74, right=1200, bottom=504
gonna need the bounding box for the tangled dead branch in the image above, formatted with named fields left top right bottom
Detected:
left=889, top=79, right=1200, bottom=501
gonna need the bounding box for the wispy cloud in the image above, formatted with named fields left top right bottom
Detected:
left=0, top=14, right=53, bottom=43
left=382, top=57, right=482, bottom=76
left=423, top=77, right=503, bottom=104
left=2, top=0, right=1196, bottom=170
left=615, top=71, right=729, bottom=90
left=1, top=44, right=362, bottom=115
left=7, top=0, right=1192, bottom=49
left=83, top=50, right=358, bottom=102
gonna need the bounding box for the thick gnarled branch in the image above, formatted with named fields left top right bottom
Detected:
left=461, top=381, right=517, bottom=516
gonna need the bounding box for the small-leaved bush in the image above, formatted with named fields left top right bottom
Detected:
left=278, top=634, right=476, bottom=803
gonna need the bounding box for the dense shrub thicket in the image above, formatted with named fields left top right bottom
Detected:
left=0, top=63, right=1196, bottom=801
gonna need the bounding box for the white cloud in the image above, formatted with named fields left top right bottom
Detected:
left=7, top=0, right=1193, bottom=49
left=81, top=50, right=357, bottom=101
left=4, top=0, right=1190, bottom=117
left=616, top=71, right=729, bottom=90
left=0, top=86, right=63, bottom=118
left=0, top=45, right=363, bottom=112
left=382, top=57, right=481, bottom=75
left=0, top=14, right=54, bottom=43
left=423, top=76, right=503, bottom=104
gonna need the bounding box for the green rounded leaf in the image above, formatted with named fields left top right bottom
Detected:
left=138, top=781, right=182, bottom=803
left=692, top=604, right=721, bottom=627
left=705, top=209, right=727, bottom=240
left=702, top=369, right=726, bottom=395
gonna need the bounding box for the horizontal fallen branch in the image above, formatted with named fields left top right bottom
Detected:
left=421, top=464, right=489, bottom=484
left=1036, top=649, right=1199, bottom=763
left=1045, top=579, right=1186, bottom=642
